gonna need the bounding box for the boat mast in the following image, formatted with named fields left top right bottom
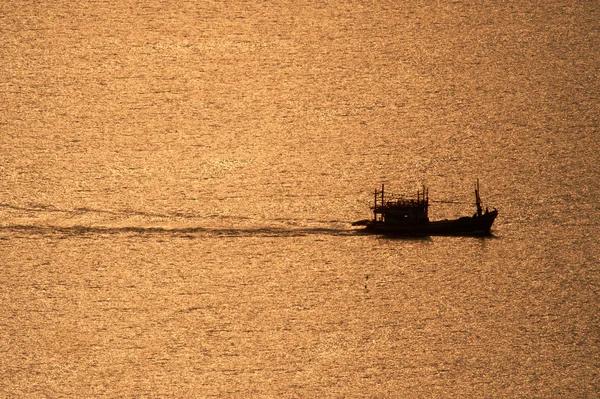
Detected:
left=475, top=179, right=483, bottom=217
left=373, top=187, right=378, bottom=221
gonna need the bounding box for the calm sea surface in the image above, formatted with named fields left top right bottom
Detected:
left=1, top=1, right=599, bottom=397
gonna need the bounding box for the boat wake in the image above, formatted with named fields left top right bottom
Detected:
left=0, top=223, right=358, bottom=238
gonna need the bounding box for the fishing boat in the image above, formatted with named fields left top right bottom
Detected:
left=354, top=180, right=497, bottom=236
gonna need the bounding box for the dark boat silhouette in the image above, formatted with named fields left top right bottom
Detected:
left=355, top=180, right=497, bottom=236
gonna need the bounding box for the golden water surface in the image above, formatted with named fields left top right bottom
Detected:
left=1, top=1, right=599, bottom=397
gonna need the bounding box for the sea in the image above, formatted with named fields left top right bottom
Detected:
left=1, top=1, right=598, bottom=397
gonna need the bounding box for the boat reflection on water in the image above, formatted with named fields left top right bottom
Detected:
left=354, top=180, right=498, bottom=236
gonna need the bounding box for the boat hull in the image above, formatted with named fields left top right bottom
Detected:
left=365, top=210, right=498, bottom=236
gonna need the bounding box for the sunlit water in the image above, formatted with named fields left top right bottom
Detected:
left=1, top=1, right=599, bottom=397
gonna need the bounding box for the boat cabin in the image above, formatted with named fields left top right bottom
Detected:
left=372, top=184, right=429, bottom=225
